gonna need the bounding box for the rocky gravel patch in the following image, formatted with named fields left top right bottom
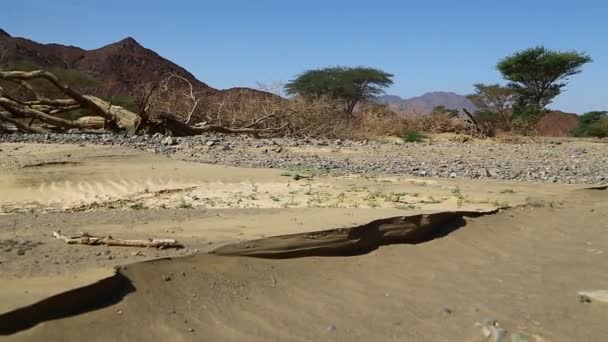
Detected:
left=0, top=239, right=43, bottom=257
left=1, top=132, right=606, bottom=184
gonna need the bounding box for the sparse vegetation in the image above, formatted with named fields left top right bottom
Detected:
left=403, top=129, right=425, bottom=143
left=451, top=187, right=469, bottom=207
left=396, top=204, right=417, bottom=210
left=177, top=198, right=193, bottom=209
left=129, top=203, right=146, bottom=210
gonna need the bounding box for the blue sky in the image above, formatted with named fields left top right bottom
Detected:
left=2, top=0, right=606, bottom=113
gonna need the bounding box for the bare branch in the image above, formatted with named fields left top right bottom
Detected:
left=0, top=110, right=46, bottom=133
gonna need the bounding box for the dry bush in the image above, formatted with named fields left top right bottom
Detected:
left=412, top=112, right=480, bottom=136
left=276, top=99, right=411, bottom=139
left=200, top=89, right=292, bottom=130
left=137, top=73, right=207, bottom=125
left=137, top=76, right=487, bottom=140
left=199, top=93, right=482, bottom=140
left=344, top=103, right=412, bottom=139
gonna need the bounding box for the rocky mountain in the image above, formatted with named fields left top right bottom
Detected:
left=379, top=92, right=476, bottom=115
left=0, top=29, right=217, bottom=98
left=0, top=29, right=282, bottom=105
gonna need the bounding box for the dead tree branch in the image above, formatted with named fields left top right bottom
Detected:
left=0, top=110, right=46, bottom=133
left=52, top=231, right=183, bottom=249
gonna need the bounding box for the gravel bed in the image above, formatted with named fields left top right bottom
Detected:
left=1, top=132, right=606, bottom=184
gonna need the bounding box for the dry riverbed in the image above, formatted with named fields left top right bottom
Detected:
left=0, top=140, right=606, bottom=341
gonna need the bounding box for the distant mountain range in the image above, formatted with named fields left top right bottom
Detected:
left=378, top=92, right=476, bottom=115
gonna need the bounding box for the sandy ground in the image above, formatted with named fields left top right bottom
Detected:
left=1, top=143, right=563, bottom=214
left=1, top=143, right=607, bottom=341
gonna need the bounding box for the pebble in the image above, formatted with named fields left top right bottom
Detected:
left=440, top=306, right=453, bottom=314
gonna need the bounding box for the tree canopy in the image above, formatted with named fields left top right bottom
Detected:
left=496, top=46, right=591, bottom=110
left=467, top=83, right=516, bottom=115
left=284, top=66, right=393, bottom=115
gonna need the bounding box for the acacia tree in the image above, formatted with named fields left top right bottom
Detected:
left=467, top=83, right=516, bottom=129
left=497, top=46, right=591, bottom=117
left=284, top=66, right=393, bottom=116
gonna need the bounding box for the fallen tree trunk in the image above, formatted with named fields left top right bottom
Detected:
left=74, top=116, right=105, bottom=129
left=86, top=95, right=141, bottom=130
left=52, top=231, right=183, bottom=249
left=0, top=70, right=141, bottom=133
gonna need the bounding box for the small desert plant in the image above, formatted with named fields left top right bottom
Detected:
left=396, top=204, right=417, bottom=210
left=403, top=129, right=425, bottom=143
left=129, top=203, right=146, bottom=210
left=177, top=198, right=193, bottom=209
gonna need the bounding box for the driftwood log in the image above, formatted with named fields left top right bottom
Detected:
left=52, top=231, right=183, bottom=249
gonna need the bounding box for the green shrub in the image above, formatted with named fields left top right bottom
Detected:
left=570, top=111, right=608, bottom=138
left=403, top=129, right=425, bottom=143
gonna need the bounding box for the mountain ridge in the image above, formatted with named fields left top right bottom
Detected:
left=379, top=91, right=476, bottom=115
left=0, top=29, right=216, bottom=98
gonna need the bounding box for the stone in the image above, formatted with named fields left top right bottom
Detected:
left=440, top=306, right=453, bottom=314
left=578, top=290, right=608, bottom=303
left=161, top=136, right=176, bottom=146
